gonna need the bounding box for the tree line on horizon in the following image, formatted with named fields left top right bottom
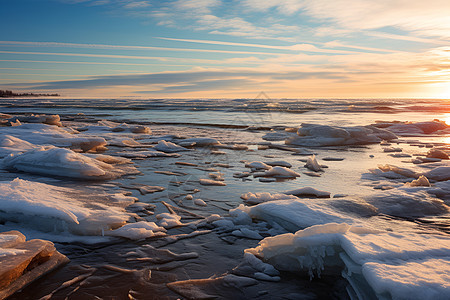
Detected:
left=0, top=90, right=60, bottom=97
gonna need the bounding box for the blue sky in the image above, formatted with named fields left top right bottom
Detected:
left=1, top=0, right=449, bottom=98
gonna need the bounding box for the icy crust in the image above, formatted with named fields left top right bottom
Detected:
left=246, top=223, right=450, bottom=300
left=374, top=120, right=449, bottom=136
left=234, top=200, right=355, bottom=232
left=283, top=123, right=397, bottom=147
left=0, top=123, right=106, bottom=153
left=362, top=258, right=450, bottom=300
left=364, top=186, right=449, bottom=218
left=2, top=146, right=139, bottom=180
left=370, top=163, right=450, bottom=182
left=0, top=178, right=165, bottom=239
left=0, top=135, right=36, bottom=157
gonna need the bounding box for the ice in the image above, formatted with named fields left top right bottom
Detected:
left=370, top=164, right=419, bottom=179
left=364, top=187, right=449, bottom=217
left=383, top=147, right=402, bottom=152
left=285, top=187, right=331, bottom=198
left=256, top=166, right=300, bottom=178
left=234, top=200, right=354, bottom=232
left=245, top=161, right=271, bottom=170
left=264, top=160, right=292, bottom=168
left=246, top=223, right=450, bottom=299
left=117, top=149, right=180, bottom=158
left=423, top=166, right=450, bottom=181
left=427, top=148, right=449, bottom=159
left=362, top=258, right=450, bottom=300
left=177, top=137, right=221, bottom=147
left=379, top=120, right=449, bottom=136
left=194, top=199, right=207, bottom=206
left=8, top=114, right=62, bottom=126
left=156, top=213, right=183, bottom=229
left=84, top=120, right=151, bottom=134
left=0, top=135, right=36, bottom=157
left=259, top=177, right=276, bottom=182
left=2, top=146, right=138, bottom=180
left=240, top=192, right=298, bottom=205
left=199, top=178, right=226, bottom=186
left=232, top=228, right=263, bottom=240
left=285, top=124, right=397, bottom=147
left=154, top=140, right=189, bottom=153
left=262, top=130, right=296, bottom=141
left=0, top=232, right=69, bottom=299
left=405, top=175, right=431, bottom=187
left=0, top=179, right=131, bottom=236
left=304, top=155, right=323, bottom=172
left=0, top=231, right=25, bottom=248
left=0, top=123, right=106, bottom=152
left=106, top=222, right=166, bottom=240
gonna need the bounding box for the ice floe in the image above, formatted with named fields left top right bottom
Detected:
left=154, top=140, right=189, bottom=153
left=245, top=223, right=450, bottom=299
left=0, top=178, right=129, bottom=236
left=2, top=146, right=138, bottom=180
left=285, top=187, right=331, bottom=198
left=285, top=124, right=397, bottom=147
left=254, top=166, right=300, bottom=178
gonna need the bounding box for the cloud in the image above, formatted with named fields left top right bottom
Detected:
left=11, top=69, right=348, bottom=90
left=243, top=0, right=450, bottom=38
left=0, top=41, right=281, bottom=56
left=123, top=1, right=150, bottom=9
left=137, top=78, right=257, bottom=93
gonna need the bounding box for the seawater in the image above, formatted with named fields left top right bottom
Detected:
left=1, top=97, right=449, bottom=299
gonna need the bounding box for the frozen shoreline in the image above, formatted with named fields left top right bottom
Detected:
left=0, top=107, right=449, bottom=299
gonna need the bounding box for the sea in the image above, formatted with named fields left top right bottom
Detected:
left=0, top=97, right=449, bottom=299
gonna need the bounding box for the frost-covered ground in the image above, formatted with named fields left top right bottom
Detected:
left=0, top=101, right=449, bottom=299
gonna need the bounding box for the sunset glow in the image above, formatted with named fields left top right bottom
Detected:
left=1, top=0, right=450, bottom=98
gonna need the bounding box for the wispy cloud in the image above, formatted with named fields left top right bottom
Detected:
left=123, top=1, right=151, bottom=9
left=367, top=32, right=450, bottom=45
left=0, top=41, right=281, bottom=55
left=243, top=0, right=450, bottom=38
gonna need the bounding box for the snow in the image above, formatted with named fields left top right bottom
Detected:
left=0, top=135, right=36, bottom=157
left=285, top=187, right=331, bottom=198
left=285, top=124, right=397, bottom=147
left=194, top=198, right=207, bottom=206
left=304, top=155, right=323, bottom=172
left=8, top=114, right=62, bottom=126
left=427, top=148, right=449, bottom=159
left=0, top=178, right=130, bottom=235
left=246, top=223, right=450, bottom=299
left=106, top=221, right=166, bottom=240
left=154, top=140, right=189, bottom=153
left=405, top=175, right=431, bottom=187
left=362, top=258, right=450, bottom=300
left=423, top=166, right=450, bottom=181
left=156, top=213, right=183, bottom=228
left=380, top=120, right=449, bottom=136
left=255, top=166, right=300, bottom=178
left=364, top=187, right=449, bottom=217
left=0, top=123, right=107, bottom=152
left=2, top=146, right=138, bottom=180
left=240, top=192, right=298, bottom=205
left=199, top=178, right=226, bottom=186
left=234, top=200, right=354, bottom=232
left=245, top=161, right=271, bottom=170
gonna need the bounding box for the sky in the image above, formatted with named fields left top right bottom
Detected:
left=0, top=0, right=449, bottom=99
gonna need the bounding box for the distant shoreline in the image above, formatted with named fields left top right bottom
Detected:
left=0, top=89, right=60, bottom=98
